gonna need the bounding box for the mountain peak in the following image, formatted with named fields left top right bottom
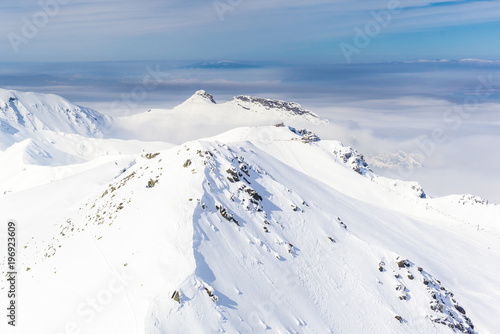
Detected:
left=192, top=90, right=217, bottom=104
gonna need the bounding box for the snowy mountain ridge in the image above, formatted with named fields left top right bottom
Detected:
left=230, top=95, right=324, bottom=123
left=0, top=89, right=329, bottom=166
left=177, top=90, right=323, bottom=123
left=2, top=124, right=497, bottom=333
left=0, top=88, right=110, bottom=146
left=0, top=89, right=122, bottom=167
left=112, top=90, right=328, bottom=143
left=0, top=89, right=498, bottom=334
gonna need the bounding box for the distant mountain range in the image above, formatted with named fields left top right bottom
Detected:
left=181, top=61, right=260, bottom=69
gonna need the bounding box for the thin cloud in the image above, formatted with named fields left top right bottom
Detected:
left=1, top=0, right=499, bottom=61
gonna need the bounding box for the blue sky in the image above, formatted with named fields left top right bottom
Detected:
left=1, top=0, right=499, bottom=63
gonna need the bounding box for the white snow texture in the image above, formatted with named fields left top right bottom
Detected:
left=0, top=89, right=498, bottom=334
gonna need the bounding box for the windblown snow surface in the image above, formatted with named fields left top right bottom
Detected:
left=0, top=90, right=499, bottom=334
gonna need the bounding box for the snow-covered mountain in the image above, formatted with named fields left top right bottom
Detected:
left=0, top=90, right=499, bottom=334
left=0, top=89, right=110, bottom=146
left=112, top=90, right=326, bottom=143
left=0, top=89, right=170, bottom=168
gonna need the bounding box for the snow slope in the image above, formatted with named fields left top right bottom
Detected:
left=1, top=124, right=498, bottom=334
left=0, top=88, right=110, bottom=148
left=0, top=89, right=172, bottom=191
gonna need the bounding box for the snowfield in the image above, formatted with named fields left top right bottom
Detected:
left=0, top=89, right=498, bottom=334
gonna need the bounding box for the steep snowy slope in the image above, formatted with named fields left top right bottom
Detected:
left=1, top=125, right=498, bottom=334
left=0, top=89, right=110, bottom=148
left=112, top=90, right=327, bottom=143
